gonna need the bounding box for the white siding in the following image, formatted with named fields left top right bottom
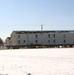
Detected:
left=6, top=31, right=74, bottom=46
left=10, top=32, right=17, bottom=45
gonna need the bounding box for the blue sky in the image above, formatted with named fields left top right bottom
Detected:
left=0, top=0, right=74, bottom=40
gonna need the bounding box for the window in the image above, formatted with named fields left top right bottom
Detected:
left=18, top=35, right=20, bottom=39
left=73, top=34, right=74, bottom=37
left=53, top=34, right=55, bottom=37
left=53, top=40, right=55, bottom=43
left=18, top=40, right=20, bottom=44
left=48, top=40, right=50, bottom=43
left=64, top=34, right=66, bottom=38
left=64, top=39, right=66, bottom=43
left=35, top=35, right=38, bottom=38
left=73, top=40, right=74, bottom=43
left=48, top=34, right=50, bottom=38
left=24, top=40, right=25, bottom=43
left=36, top=40, right=38, bottom=43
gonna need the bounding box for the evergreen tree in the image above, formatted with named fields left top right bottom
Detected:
left=0, top=38, right=3, bottom=45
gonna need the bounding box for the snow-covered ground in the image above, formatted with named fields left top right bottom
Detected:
left=0, top=48, right=74, bottom=75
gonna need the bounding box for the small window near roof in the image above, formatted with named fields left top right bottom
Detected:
left=35, top=35, right=38, bottom=38
left=53, top=34, right=55, bottom=37
left=48, top=34, right=50, bottom=38
left=18, top=35, right=20, bottom=38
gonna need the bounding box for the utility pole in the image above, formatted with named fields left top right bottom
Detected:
left=41, top=25, right=43, bottom=31
left=41, top=25, right=43, bottom=48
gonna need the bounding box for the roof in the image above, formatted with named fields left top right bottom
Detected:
left=12, top=30, right=74, bottom=34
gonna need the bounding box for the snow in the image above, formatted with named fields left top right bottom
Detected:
left=0, top=48, right=74, bottom=75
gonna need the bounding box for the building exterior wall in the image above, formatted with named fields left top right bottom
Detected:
left=5, top=37, right=11, bottom=47
left=5, top=31, right=74, bottom=48
left=10, top=31, right=17, bottom=46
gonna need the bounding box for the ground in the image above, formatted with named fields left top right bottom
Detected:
left=0, top=48, right=74, bottom=75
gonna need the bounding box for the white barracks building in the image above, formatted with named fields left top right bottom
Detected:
left=5, top=30, right=74, bottom=48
